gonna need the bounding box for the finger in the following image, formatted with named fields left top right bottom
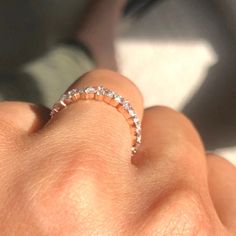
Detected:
left=0, top=101, right=50, bottom=138
left=43, top=69, right=143, bottom=166
left=207, top=154, right=236, bottom=233
left=131, top=106, right=224, bottom=234
left=134, top=105, right=205, bottom=173
left=22, top=70, right=144, bottom=230
left=134, top=106, right=211, bottom=204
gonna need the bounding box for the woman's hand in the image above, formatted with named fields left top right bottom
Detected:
left=0, top=69, right=235, bottom=235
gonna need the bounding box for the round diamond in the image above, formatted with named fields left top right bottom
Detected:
left=114, top=95, right=124, bottom=104
left=85, top=87, right=97, bottom=94
left=60, top=94, right=69, bottom=101
left=106, top=90, right=115, bottom=98
left=133, top=116, right=140, bottom=125
left=76, top=88, right=84, bottom=94
left=123, top=101, right=131, bottom=110
left=53, top=86, right=142, bottom=154
left=68, top=89, right=77, bottom=97
left=131, top=147, right=137, bottom=154
left=137, top=135, right=142, bottom=144
left=52, top=103, right=61, bottom=112
left=128, top=108, right=136, bottom=117
left=136, top=126, right=141, bottom=134
left=59, top=99, right=67, bottom=107
left=97, top=86, right=105, bottom=95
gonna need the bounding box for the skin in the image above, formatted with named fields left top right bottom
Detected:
left=0, top=69, right=235, bottom=235
left=76, top=0, right=126, bottom=70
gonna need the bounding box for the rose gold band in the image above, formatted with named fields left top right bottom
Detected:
left=50, top=86, right=142, bottom=155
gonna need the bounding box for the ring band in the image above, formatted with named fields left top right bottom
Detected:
left=50, top=86, right=142, bottom=155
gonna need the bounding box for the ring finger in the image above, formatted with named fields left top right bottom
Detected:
left=31, top=69, right=144, bottom=174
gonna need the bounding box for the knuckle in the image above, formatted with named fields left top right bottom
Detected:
left=140, top=189, right=212, bottom=236
left=26, top=143, right=113, bottom=201
left=162, top=190, right=212, bottom=235
left=24, top=157, right=108, bottom=233
left=145, top=105, right=204, bottom=151
left=146, top=105, right=193, bottom=127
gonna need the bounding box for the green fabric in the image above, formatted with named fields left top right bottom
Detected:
left=0, top=44, right=95, bottom=108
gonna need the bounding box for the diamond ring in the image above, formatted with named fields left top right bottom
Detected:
left=50, top=86, right=142, bottom=155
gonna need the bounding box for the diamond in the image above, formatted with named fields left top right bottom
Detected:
left=136, top=125, right=141, bottom=133
left=106, top=90, right=115, bottom=98
left=136, top=122, right=141, bottom=129
left=136, top=127, right=141, bottom=135
left=114, top=95, right=124, bottom=104
left=60, top=94, right=69, bottom=101
left=52, top=86, right=142, bottom=154
left=133, top=116, right=140, bottom=125
left=68, top=89, right=77, bottom=97
left=85, top=87, right=97, bottom=94
left=52, top=103, right=61, bottom=112
left=96, top=86, right=106, bottom=95
left=128, top=107, right=136, bottom=117
left=97, top=86, right=104, bottom=90
left=60, top=100, right=67, bottom=107
left=131, top=147, right=137, bottom=154
left=74, top=88, right=84, bottom=94
left=137, top=135, right=142, bottom=144
left=123, top=101, right=130, bottom=110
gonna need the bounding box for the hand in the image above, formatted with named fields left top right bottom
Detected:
left=0, top=70, right=235, bottom=235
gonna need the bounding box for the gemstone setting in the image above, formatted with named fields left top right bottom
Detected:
left=106, top=90, right=115, bottom=98
left=114, top=95, right=124, bottom=104
left=51, top=85, right=141, bottom=155
left=85, top=87, right=97, bottom=94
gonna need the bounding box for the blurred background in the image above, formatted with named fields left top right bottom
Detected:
left=118, top=0, right=236, bottom=165
left=0, top=0, right=235, bottom=164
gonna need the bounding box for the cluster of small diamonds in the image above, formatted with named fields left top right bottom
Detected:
left=51, top=86, right=141, bottom=155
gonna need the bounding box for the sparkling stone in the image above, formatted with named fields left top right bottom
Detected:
left=53, top=103, right=61, bottom=111
left=136, top=121, right=141, bottom=128
left=50, top=110, right=56, bottom=117
left=85, top=87, right=97, bottom=94
left=114, top=95, right=124, bottom=104
left=128, top=107, right=136, bottom=117
left=60, top=94, right=69, bottom=101
left=60, top=100, right=67, bottom=107
left=97, top=86, right=104, bottom=90
left=137, top=135, right=142, bottom=144
left=68, top=89, right=77, bottom=97
left=96, top=86, right=106, bottom=95
left=106, top=90, right=115, bottom=98
left=136, top=127, right=141, bottom=135
left=136, top=122, right=141, bottom=129
left=123, top=101, right=131, bottom=110
left=133, top=116, right=140, bottom=125
left=131, top=147, right=137, bottom=154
